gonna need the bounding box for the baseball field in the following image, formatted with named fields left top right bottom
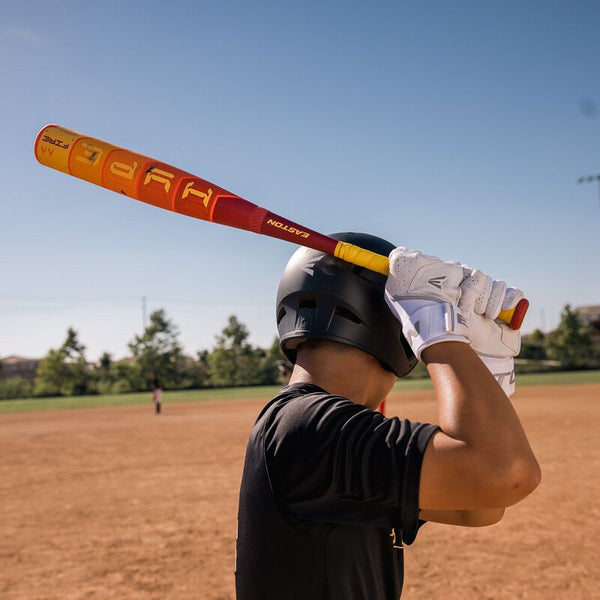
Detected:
left=1, top=377, right=598, bottom=599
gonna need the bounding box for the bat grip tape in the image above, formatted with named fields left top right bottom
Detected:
left=334, top=241, right=390, bottom=275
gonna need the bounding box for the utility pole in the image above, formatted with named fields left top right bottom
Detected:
left=576, top=173, right=600, bottom=213
left=142, top=296, right=147, bottom=330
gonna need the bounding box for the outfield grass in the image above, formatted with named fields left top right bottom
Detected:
left=1, top=371, right=598, bottom=414
left=512, top=369, right=600, bottom=386
left=0, top=386, right=281, bottom=414
left=393, top=369, right=600, bottom=391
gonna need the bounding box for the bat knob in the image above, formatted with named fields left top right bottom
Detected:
left=498, top=298, right=530, bottom=330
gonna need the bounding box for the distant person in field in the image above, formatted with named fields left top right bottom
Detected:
left=235, top=232, right=541, bottom=599
left=151, top=375, right=162, bottom=415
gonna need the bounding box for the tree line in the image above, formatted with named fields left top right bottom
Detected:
left=518, top=304, right=600, bottom=370
left=0, top=311, right=287, bottom=400
left=1, top=303, right=599, bottom=400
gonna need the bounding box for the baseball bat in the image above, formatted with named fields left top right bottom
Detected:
left=34, top=124, right=529, bottom=330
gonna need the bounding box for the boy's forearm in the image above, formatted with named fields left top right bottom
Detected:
left=422, top=342, right=540, bottom=491
left=420, top=507, right=505, bottom=527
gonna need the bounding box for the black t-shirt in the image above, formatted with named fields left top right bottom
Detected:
left=235, top=383, right=439, bottom=600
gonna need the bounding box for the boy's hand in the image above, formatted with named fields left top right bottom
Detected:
left=386, top=248, right=524, bottom=396
left=468, top=286, right=523, bottom=396
left=385, top=248, right=487, bottom=359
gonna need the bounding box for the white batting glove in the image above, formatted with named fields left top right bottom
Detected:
left=455, top=265, right=517, bottom=320
left=470, top=316, right=519, bottom=396
left=461, top=268, right=524, bottom=396
left=385, top=248, right=482, bottom=359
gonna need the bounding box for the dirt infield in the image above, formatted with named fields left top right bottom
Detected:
left=1, top=384, right=598, bottom=599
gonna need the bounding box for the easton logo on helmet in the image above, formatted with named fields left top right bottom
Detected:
left=301, top=260, right=318, bottom=276
left=299, top=252, right=325, bottom=276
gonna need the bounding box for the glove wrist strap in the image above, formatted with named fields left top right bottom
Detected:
left=386, top=297, right=470, bottom=359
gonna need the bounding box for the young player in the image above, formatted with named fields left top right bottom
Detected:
left=151, top=375, right=163, bottom=415
left=236, top=233, right=541, bottom=599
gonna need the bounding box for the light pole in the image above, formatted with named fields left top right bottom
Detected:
left=142, top=296, right=147, bottom=330
left=576, top=174, right=600, bottom=213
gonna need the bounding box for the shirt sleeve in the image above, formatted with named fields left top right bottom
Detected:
left=264, top=394, right=439, bottom=545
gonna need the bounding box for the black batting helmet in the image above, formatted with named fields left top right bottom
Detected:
left=276, top=232, right=417, bottom=378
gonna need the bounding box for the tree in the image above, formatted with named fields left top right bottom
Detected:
left=98, top=352, right=112, bottom=374
left=0, top=377, right=33, bottom=400
left=263, top=336, right=290, bottom=384
left=207, top=315, right=277, bottom=387
left=519, top=329, right=548, bottom=361
left=185, top=349, right=210, bottom=388
left=254, top=340, right=283, bottom=386
left=128, top=309, right=187, bottom=389
left=33, top=328, right=91, bottom=396
left=110, top=359, right=140, bottom=394
left=94, top=352, right=117, bottom=394
left=546, top=305, right=594, bottom=369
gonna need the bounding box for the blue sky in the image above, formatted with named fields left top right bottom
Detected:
left=1, top=1, right=599, bottom=361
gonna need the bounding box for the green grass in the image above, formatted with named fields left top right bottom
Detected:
left=1, top=371, right=599, bottom=415
left=0, top=386, right=281, bottom=415
left=393, top=369, right=600, bottom=392
left=511, top=369, right=600, bottom=386
left=392, top=378, right=435, bottom=391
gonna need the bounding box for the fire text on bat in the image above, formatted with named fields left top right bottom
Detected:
left=42, top=135, right=70, bottom=149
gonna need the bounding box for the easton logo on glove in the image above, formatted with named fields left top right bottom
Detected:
left=427, top=276, right=447, bottom=290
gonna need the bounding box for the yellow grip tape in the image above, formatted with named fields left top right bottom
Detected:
left=497, top=307, right=516, bottom=324
left=334, top=241, right=390, bottom=275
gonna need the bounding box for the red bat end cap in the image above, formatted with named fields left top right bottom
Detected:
left=509, top=298, right=530, bottom=330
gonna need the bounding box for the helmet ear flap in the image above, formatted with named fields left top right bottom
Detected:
left=276, top=232, right=417, bottom=378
